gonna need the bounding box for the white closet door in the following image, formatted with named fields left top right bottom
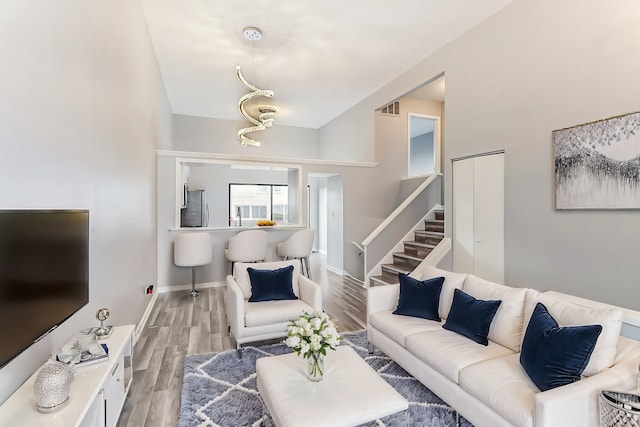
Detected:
left=452, top=158, right=475, bottom=274
left=473, top=153, right=504, bottom=283
left=452, top=153, right=504, bottom=283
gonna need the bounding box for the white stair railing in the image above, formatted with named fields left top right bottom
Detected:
left=361, top=174, right=442, bottom=286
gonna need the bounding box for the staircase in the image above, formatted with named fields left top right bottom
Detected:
left=369, top=209, right=444, bottom=286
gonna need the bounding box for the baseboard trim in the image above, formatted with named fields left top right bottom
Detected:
left=135, top=291, right=158, bottom=344
left=157, top=281, right=226, bottom=294
left=326, top=265, right=343, bottom=275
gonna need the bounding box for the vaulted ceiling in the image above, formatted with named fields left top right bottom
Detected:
left=141, top=0, right=514, bottom=129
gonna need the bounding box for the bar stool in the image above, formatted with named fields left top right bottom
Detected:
left=276, top=229, right=315, bottom=279
left=174, top=232, right=213, bottom=297
left=225, top=229, right=268, bottom=275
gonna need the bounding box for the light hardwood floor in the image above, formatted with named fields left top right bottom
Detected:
left=116, top=254, right=366, bottom=427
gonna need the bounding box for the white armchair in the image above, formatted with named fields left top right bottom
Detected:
left=226, top=259, right=322, bottom=354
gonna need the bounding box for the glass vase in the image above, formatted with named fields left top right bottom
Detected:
left=307, top=352, right=324, bottom=382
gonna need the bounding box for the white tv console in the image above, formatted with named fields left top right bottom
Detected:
left=0, top=324, right=134, bottom=427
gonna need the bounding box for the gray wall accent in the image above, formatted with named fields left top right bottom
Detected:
left=173, top=114, right=321, bottom=159
left=0, top=0, right=171, bottom=403
left=317, top=0, right=640, bottom=310
left=318, top=106, right=376, bottom=162
left=400, top=176, right=427, bottom=200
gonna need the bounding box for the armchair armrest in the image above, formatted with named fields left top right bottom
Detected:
left=367, top=284, right=400, bottom=323
left=226, top=275, right=245, bottom=339
left=298, top=275, right=322, bottom=313
left=534, top=338, right=640, bottom=427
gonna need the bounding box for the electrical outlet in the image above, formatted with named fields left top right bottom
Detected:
left=145, top=285, right=154, bottom=295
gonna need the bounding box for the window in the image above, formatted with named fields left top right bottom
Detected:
left=229, top=184, right=288, bottom=226
left=408, top=114, right=440, bottom=177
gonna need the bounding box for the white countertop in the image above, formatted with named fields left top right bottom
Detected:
left=169, top=225, right=307, bottom=232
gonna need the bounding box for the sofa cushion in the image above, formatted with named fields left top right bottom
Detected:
left=459, top=354, right=535, bottom=427
left=537, top=293, right=620, bottom=377
left=244, top=299, right=312, bottom=327
left=235, top=260, right=301, bottom=299
left=463, top=275, right=527, bottom=352
left=405, top=329, right=514, bottom=384
left=370, top=311, right=442, bottom=347
left=247, top=265, right=298, bottom=302
left=443, top=289, right=501, bottom=346
left=520, top=303, right=602, bottom=391
left=521, top=288, right=542, bottom=341
left=393, top=274, right=444, bottom=321
left=418, top=266, right=467, bottom=319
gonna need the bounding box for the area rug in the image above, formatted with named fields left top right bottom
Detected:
left=179, top=330, right=473, bottom=427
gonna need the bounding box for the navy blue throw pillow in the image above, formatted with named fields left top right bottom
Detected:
left=519, top=303, right=602, bottom=391
left=247, top=265, right=298, bottom=302
left=392, top=274, right=444, bottom=321
left=442, top=289, right=501, bottom=345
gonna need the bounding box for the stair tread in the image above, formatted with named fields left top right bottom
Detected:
left=381, top=263, right=411, bottom=274
left=415, top=230, right=444, bottom=236
left=425, top=219, right=444, bottom=223
left=393, top=252, right=424, bottom=262
left=404, top=240, right=437, bottom=248
left=370, top=275, right=399, bottom=286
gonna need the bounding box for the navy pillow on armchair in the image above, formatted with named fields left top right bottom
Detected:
left=392, top=274, right=444, bottom=321
left=442, top=288, right=501, bottom=345
left=247, top=265, right=298, bottom=302
left=519, top=303, right=602, bottom=391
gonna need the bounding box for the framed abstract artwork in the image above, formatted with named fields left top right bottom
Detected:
left=554, top=111, right=640, bottom=209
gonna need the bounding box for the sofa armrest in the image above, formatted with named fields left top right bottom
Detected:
left=534, top=338, right=640, bottom=427
left=367, top=284, right=400, bottom=322
left=298, top=275, right=322, bottom=313
left=226, top=275, right=245, bottom=339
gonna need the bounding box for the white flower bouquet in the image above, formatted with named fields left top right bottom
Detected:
left=285, top=312, right=342, bottom=381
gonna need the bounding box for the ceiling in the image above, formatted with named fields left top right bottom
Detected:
left=141, top=0, right=514, bottom=129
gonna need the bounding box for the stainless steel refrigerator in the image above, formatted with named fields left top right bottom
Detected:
left=180, top=190, right=209, bottom=227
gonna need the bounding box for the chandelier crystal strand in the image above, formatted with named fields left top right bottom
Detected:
left=236, top=66, right=277, bottom=148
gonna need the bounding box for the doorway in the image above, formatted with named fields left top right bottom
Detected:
left=308, top=173, right=343, bottom=273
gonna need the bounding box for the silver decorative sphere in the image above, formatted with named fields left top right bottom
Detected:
left=33, top=361, right=74, bottom=412
left=94, top=308, right=112, bottom=338
left=96, top=308, right=110, bottom=322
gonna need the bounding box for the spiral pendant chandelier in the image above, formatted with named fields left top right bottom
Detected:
left=236, top=27, right=277, bottom=148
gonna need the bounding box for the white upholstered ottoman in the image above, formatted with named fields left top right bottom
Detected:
left=256, top=346, right=408, bottom=427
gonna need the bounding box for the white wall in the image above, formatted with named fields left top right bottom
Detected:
left=173, top=114, right=320, bottom=159
left=326, top=175, right=344, bottom=272
left=0, top=1, right=171, bottom=403
left=318, top=0, right=640, bottom=309
left=307, top=176, right=320, bottom=250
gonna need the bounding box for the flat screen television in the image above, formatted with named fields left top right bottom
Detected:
left=0, top=210, right=89, bottom=369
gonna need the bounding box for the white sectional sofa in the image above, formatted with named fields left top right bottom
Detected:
left=367, top=266, right=640, bottom=427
